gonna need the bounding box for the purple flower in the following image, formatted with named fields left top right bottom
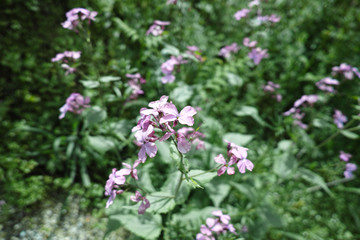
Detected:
left=146, top=20, right=170, bottom=36
left=219, top=43, right=239, bottom=58
left=140, top=95, right=169, bottom=117
left=134, top=125, right=158, bottom=163
left=51, top=51, right=81, bottom=63
left=167, top=0, right=177, bottom=4
left=160, top=103, right=197, bottom=126
left=258, top=14, right=281, bottom=23
left=333, top=109, right=347, bottom=129
left=316, top=77, right=339, bottom=93
left=332, top=63, right=360, bottom=80
left=214, top=154, right=236, bottom=176
left=119, top=161, right=141, bottom=180
left=104, top=168, right=126, bottom=208
left=186, top=45, right=205, bottom=62
left=344, top=163, right=357, bottom=179
left=59, top=93, right=90, bottom=119
left=130, top=191, right=150, bottom=214
left=61, top=64, right=77, bottom=75
left=161, top=56, right=187, bottom=84
left=249, top=0, right=260, bottom=8
left=243, top=37, right=257, bottom=48
left=177, top=133, right=192, bottom=153
left=248, top=47, right=268, bottom=65
left=234, top=9, right=250, bottom=20
left=212, top=210, right=231, bottom=224
left=61, top=8, right=97, bottom=31
left=339, top=151, right=352, bottom=162
left=126, top=73, right=146, bottom=99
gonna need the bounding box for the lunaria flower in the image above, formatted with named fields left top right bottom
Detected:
left=104, top=168, right=125, bottom=208
left=160, top=103, right=197, bottom=126
left=196, top=210, right=237, bottom=239
left=262, top=81, right=282, bottom=102
left=224, top=140, right=254, bottom=174
left=333, top=109, right=347, bottom=129
left=332, top=63, right=360, bottom=80
left=134, top=125, right=158, bottom=163
left=130, top=191, right=150, bottom=214
left=126, top=73, right=146, bottom=99
left=316, top=77, right=339, bottom=93
left=248, top=47, right=268, bottom=65
left=344, top=163, right=357, bottom=179
left=146, top=20, right=170, bottom=36
left=177, top=127, right=206, bottom=150
left=339, top=151, right=352, bottom=162
left=257, top=14, right=281, bottom=23
left=243, top=37, right=257, bottom=48
left=61, top=8, right=97, bottom=31
left=59, top=93, right=90, bottom=119
left=234, top=9, right=250, bottom=20
left=51, top=51, right=81, bottom=63
left=249, top=0, right=260, bottom=8
left=161, top=56, right=187, bottom=84
left=214, top=154, right=236, bottom=176
left=61, top=64, right=77, bottom=75
left=219, top=43, right=239, bottom=58
left=186, top=45, right=205, bottom=62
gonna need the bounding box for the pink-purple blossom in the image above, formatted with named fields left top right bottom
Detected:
left=59, top=93, right=90, bottom=119
left=186, top=46, right=205, bottom=62
left=333, top=109, right=347, bottom=129
left=339, top=151, right=352, bottom=162
left=262, top=81, right=282, bottom=102
left=104, top=168, right=126, bottom=208
left=332, top=63, right=360, bottom=80
left=344, top=163, right=357, bottom=179
left=61, top=8, right=97, bottom=31
left=134, top=125, right=158, bottom=163
left=234, top=9, right=250, bottom=20
left=257, top=14, right=281, bottom=23
left=52, top=51, right=81, bottom=63
left=243, top=37, right=257, bottom=48
left=316, top=77, right=339, bottom=93
left=249, top=0, right=260, bottom=8
left=126, top=73, right=146, bottom=99
left=146, top=20, right=170, bottom=36
left=130, top=191, right=150, bottom=214
left=224, top=140, right=254, bottom=174
left=214, top=154, right=236, bottom=176
left=248, top=47, right=268, bottom=65
left=219, top=43, right=240, bottom=58
left=160, top=103, right=197, bottom=126
left=196, top=210, right=237, bottom=239
left=161, top=56, right=187, bottom=83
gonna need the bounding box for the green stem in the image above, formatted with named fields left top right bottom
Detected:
left=306, top=177, right=355, bottom=192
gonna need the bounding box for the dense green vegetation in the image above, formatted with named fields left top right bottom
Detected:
left=1, top=0, right=360, bottom=239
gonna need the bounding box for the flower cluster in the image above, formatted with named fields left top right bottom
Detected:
left=196, top=210, right=237, bottom=240
left=146, top=20, right=171, bottom=36
left=262, top=81, right=282, bottom=102
left=218, top=43, right=239, bottom=58
left=344, top=163, right=357, bottom=179
left=248, top=0, right=260, bottom=8
left=61, top=8, right=97, bottom=31
left=332, top=63, right=360, bottom=80
left=339, top=151, right=352, bottom=162
left=52, top=51, right=81, bottom=75
left=242, top=37, right=268, bottom=65
left=283, top=95, right=318, bottom=129
left=126, top=73, right=146, bottom=99
left=178, top=127, right=206, bottom=150
left=59, top=93, right=90, bottom=119
left=316, top=77, right=339, bottom=93
left=161, top=56, right=187, bottom=83
left=234, top=9, right=250, bottom=20
left=214, top=140, right=254, bottom=176
left=257, top=14, right=281, bottom=23
left=333, top=109, right=347, bottom=129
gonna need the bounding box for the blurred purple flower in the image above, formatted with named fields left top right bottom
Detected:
left=248, top=47, right=268, bottom=65
left=234, top=9, right=250, bottom=20
left=146, top=20, right=170, bottom=36
left=160, top=103, right=197, bottom=126
left=258, top=14, right=281, bottom=23
left=332, top=63, right=360, bottom=80
left=249, top=0, right=260, bottom=8
left=339, top=151, right=352, bottom=162
left=51, top=51, right=81, bottom=63
left=243, top=37, right=257, bottom=48
left=61, top=8, right=97, bottom=31
left=214, top=154, right=236, bottom=176
left=316, top=77, right=339, bottom=93
left=333, top=109, right=347, bottom=129
left=59, top=93, right=90, bottom=119
left=126, top=73, right=146, bottom=99
left=344, top=163, right=357, bottom=179
left=219, top=43, right=239, bottom=58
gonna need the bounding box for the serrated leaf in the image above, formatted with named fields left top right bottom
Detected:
left=100, top=76, right=121, bottom=83
left=170, top=85, right=193, bottom=104
left=188, top=170, right=217, bottom=186
left=299, top=168, right=333, bottom=196
left=146, top=192, right=176, bottom=214
left=340, top=130, right=359, bottom=139
left=223, top=132, right=254, bottom=146
left=205, top=179, right=231, bottom=207
left=80, top=80, right=99, bottom=88
left=273, top=153, right=297, bottom=178
left=226, top=72, right=243, bottom=86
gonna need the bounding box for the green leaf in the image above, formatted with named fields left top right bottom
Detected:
left=170, top=85, right=193, bottom=104
left=188, top=170, right=217, bottom=186
left=340, top=130, right=359, bottom=139
left=100, top=76, right=121, bottom=83
left=109, top=213, right=162, bottom=240
left=161, top=44, right=180, bottom=56
left=273, top=153, right=297, bottom=178
left=80, top=80, right=99, bottom=88
left=223, top=132, right=254, bottom=146
left=84, top=106, right=107, bottom=126
left=299, top=168, right=333, bottom=196
left=146, top=192, right=176, bottom=214
left=161, top=171, right=191, bottom=204
left=230, top=181, right=258, bottom=203
left=156, top=141, right=171, bottom=164
left=234, top=105, right=266, bottom=126
left=87, top=135, right=115, bottom=154
left=226, top=72, right=243, bottom=86
left=205, top=179, right=231, bottom=207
